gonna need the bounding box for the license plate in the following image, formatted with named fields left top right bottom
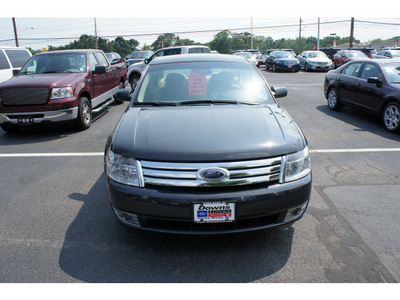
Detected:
left=17, top=116, right=34, bottom=124
left=193, top=201, right=235, bottom=223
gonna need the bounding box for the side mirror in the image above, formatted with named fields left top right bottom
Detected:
left=367, top=77, right=383, bottom=87
left=93, top=66, right=107, bottom=74
left=115, top=89, right=133, bottom=102
left=12, top=69, right=20, bottom=76
left=144, top=58, right=150, bottom=64
left=271, top=86, right=288, bottom=98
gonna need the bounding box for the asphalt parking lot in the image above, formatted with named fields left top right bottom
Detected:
left=0, top=68, right=399, bottom=283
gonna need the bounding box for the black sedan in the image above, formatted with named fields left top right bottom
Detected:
left=105, top=54, right=311, bottom=234
left=324, top=59, right=400, bottom=133
left=266, top=51, right=300, bottom=72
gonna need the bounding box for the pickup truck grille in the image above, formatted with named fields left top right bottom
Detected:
left=0, top=88, right=50, bottom=106
left=140, top=157, right=282, bottom=187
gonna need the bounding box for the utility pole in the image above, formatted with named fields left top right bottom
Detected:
left=298, top=17, right=302, bottom=54
left=317, top=17, right=320, bottom=51
left=251, top=18, right=253, bottom=49
left=94, top=17, right=98, bottom=49
left=350, top=17, right=355, bottom=48
left=12, top=18, right=19, bottom=47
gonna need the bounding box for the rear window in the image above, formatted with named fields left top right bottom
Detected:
left=4, top=49, right=31, bottom=68
left=0, top=50, right=11, bottom=70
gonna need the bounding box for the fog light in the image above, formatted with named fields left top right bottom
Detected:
left=284, top=203, right=307, bottom=222
left=113, top=207, right=140, bottom=227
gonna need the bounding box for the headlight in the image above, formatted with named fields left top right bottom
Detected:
left=50, top=87, right=73, bottom=99
left=106, top=149, right=140, bottom=186
left=282, top=146, right=310, bottom=182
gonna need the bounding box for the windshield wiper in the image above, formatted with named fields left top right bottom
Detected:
left=138, top=102, right=177, bottom=106
left=180, top=100, right=258, bottom=106
left=43, top=70, right=73, bottom=73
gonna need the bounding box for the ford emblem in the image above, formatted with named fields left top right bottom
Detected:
left=197, top=168, right=230, bottom=182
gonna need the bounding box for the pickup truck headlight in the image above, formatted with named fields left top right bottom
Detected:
left=283, top=146, right=310, bottom=182
left=106, top=150, right=140, bottom=186
left=50, top=87, right=73, bottom=99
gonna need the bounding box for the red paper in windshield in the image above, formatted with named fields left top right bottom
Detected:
left=189, top=72, right=207, bottom=95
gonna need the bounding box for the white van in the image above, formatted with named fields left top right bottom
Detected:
left=0, top=47, right=32, bottom=84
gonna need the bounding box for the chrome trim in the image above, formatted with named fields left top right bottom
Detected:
left=91, top=85, right=119, bottom=108
left=136, top=160, right=145, bottom=188
left=279, top=155, right=287, bottom=184
left=140, top=157, right=282, bottom=187
left=0, top=107, right=78, bottom=124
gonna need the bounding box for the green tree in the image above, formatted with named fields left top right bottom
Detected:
left=151, top=33, right=180, bottom=50
left=208, top=30, right=233, bottom=54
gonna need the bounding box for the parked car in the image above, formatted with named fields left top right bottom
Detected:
left=125, top=50, right=154, bottom=67
left=0, top=47, right=32, bottom=84
left=347, top=47, right=377, bottom=58
left=265, top=51, right=300, bottom=72
left=260, top=49, right=295, bottom=66
left=319, top=48, right=341, bottom=61
left=230, top=49, right=262, bottom=67
left=332, top=50, right=368, bottom=68
left=105, top=54, right=311, bottom=234
left=297, top=51, right=333, bottom=71
left=234, top=51, right=258, bottom=66
left=324, top=59, right=400, bottom=133
left=105, top=52, right=123, bottom=64
left=127, top=45, right=211, bottom=90
left=0, top=49, right=127, bottom=132
left=376, top=50, right=400, bottom=59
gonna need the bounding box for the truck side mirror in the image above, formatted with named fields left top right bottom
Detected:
left=12, top=69, right=20, bottom=76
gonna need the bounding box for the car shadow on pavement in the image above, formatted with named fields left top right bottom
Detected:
left=59, top=174, right=294, bottom=283
left=316, top=105, right=400, bottom=142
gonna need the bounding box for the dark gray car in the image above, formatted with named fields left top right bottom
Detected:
left=105, top=54, right=311, bottom=234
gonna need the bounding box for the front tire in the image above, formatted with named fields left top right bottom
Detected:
left=327, top=87, right=342, bottom=111
left=129, top=73, right=140, bottom=90
left=382, top=102, right=400, bottom=133
left=75, top=97, right=92, bottom=131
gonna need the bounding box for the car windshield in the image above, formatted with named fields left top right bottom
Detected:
left=130, top=51, right=151, bottom=59
left=19, top=53, right=87, bottom=74
left=275, top=52, right=294, bottom=58
left=235, top=52, right=253, bottom=58
left=348, top=51, right=366, bottom=58
left=135, top=61, right=274, bottom=105
left=382, top=64, right=400, bottom=83
left=307, top=52, right=327, bottom=58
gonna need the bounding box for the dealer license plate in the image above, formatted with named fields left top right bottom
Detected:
left=17, top=116, right=34, bottom=125
left=193, top=201, right=235, bottom=223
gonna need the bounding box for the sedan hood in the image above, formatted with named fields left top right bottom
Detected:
left=308, top=57, right=331, bottom=63
left=0, top=73, right=85, bottom=89
left=112, top=105, right=305, bottom=162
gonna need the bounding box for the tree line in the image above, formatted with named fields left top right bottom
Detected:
left=28, top=31, right=399, bottom=57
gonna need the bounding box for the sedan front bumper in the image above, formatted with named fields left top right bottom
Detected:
left=106, top=173, right=312, bottom=234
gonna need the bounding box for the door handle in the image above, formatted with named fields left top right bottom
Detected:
left=102, top=75, right=105, bottom=79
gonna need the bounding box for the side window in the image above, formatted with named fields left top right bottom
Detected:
left=94, top=53, right=109, bottom=67
left=188, top=48, right=197, bottom=54
left=154, top=50, right=165, bottom=57
left=360, top=63, right=382, bottom=80
left=343, top=62, right=362, bottom=77
left=89, top=54, right=99, bottom=72
left=202, top=48, right=211, bottom=53
left=0, top=51, right=11, bottom=70
left=4, top=50, right=31, bottom=68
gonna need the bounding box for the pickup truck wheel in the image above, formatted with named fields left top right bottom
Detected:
left=327, top=87, right=342, bottom=111
left=75, top=97, right=92, bottom=130
left=114, top=81, right=125, bottom=105
left=382, top=102, right=400, bottom=133
left=129, top=74, right=140, bottom=90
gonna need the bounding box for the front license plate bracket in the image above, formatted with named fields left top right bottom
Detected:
left=193, top=201, right=236, bottom=223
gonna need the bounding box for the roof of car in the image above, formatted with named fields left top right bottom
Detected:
left=340, top=58, right=400, bottom=66
left=35, top=49, right=102, bottom=55
left=150, top=54, right=251, bottom=65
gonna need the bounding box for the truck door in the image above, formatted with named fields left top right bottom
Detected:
left=89, top=53, right=106, bottom=99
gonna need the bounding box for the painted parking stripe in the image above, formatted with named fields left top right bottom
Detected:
left=1, top=148, right=400, bottom=158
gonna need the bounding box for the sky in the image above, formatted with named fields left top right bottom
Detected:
left=1, top=0, right=399, bottom=50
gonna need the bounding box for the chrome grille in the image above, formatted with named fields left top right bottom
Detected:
left=317, top=62, right=329, bottom=66
left=140, top=157, right=282, bottom=187
left=0, top=88, right=50, bottom=106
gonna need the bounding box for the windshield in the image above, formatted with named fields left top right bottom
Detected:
left=235, top=52, right=253, bottom=58
left=382, top=64, right=400, bottom=83
left=19, top=53, right=87, bottom=74
left=274, top=52, right=295, bottom=59
left=135, top=61, right=274, bottom=105
left=348, top=51, right=366, bottom=58
left=307, top=52, right=327, bottom=58
left=130, top=51, right=152, bottom=59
